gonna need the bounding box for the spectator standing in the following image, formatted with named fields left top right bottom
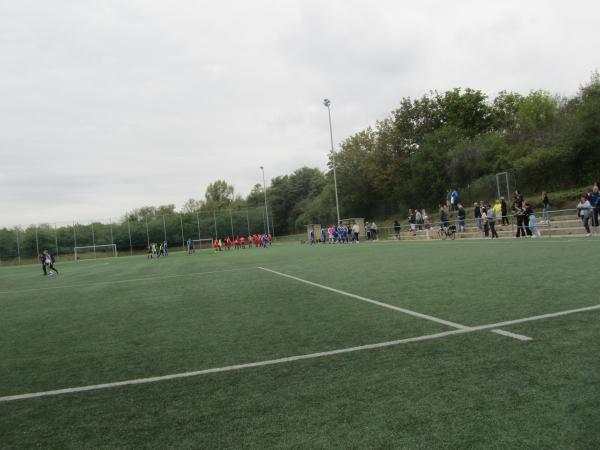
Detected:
left=451, top=189, right=459, bottom=211
left=415, top=209, right=423, bottom=231
left=541, top=191, right=551, bottom=223
left=352, top=223, right=360, bottom=243
left=481, top=205, right=489, bottom=237
left=474, top=202, right=482, bottom=230
left=525, top=203, right=541, bottom=238
left=493, top=199, right=502, bottom=225
left=439, top=205, right=449, bottom=229
left=577, top=195, right=593, bottom=237
left=408, top=209, right=416, bottom=235
left=370, top=222, right=378, bottom=240
left=423, top=210, right=432, bottom=239
left=587, top=184, right=600, bottom=227
left=501, top=197, right=509, bottom=226
left=457, top=204, right=466, bottom=232
left=393, top=220, right=401, bottom=240
left=513, top=193, right=526, bottom=238
left=487, top=204, right=499, bottom=238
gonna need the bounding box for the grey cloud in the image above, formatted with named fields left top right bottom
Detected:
left=1, top=0, right=599, bottom=226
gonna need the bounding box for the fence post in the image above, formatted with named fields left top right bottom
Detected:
left=180, top=214, right=185, bottom=249
left=16, top=228, right=21, bottom=265
left=229, top=209, right=234, bottom=238
left=109, top=219, right=114, bottom=247
left=91, top=222, right=96, bottom=259
left=145, top=217, right=150, bottom=247
left=213, top=210, right=218, bottom=239
left=246, top=208, right=251, bottom=237
left=162, top=215, right=167, bottom=243
left=35, top=225, right=40, bottom=256
left=54, top=222, right=59, bottom=256
left=127, top=216, right=133, bottom=256
left=196, top=212, right=201, bottom=241
left=73, top=221, right=77, bottom=261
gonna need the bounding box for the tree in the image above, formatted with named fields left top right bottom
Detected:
left=181, top=198, right=204, bottom=213
left=205, top=180, right=234, bottom=203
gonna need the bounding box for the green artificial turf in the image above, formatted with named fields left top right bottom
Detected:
left=1, top=239, right=599, bottom=448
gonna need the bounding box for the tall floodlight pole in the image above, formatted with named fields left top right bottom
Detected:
left=260, top=166, right=271, bottom=235
left=323, top=99, right=341, bottom=225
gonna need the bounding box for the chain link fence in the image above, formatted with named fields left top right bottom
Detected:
left=0, top=206, right=272, bottom=265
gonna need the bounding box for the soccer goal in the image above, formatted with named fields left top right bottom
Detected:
left=192, top=239, right=213, bottom=250
left=74, top=244, right=118, bottom=261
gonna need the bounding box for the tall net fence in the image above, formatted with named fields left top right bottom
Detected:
left=0, top=206, right=272, bottom=265
left=460, top=171, right=518, bottom=206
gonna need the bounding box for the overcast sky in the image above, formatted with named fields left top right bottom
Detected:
left=1, top=0, right=598, bottom=226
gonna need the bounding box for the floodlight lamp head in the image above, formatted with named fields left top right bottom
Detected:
left=323, top=98, right=331, bottom=107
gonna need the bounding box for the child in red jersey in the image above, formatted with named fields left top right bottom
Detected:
left=213, top=239, right=220, bottom=252
left=225, top=236, right=231, bottom=250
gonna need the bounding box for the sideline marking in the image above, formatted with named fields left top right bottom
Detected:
left=1, top=303, right=599, bottom=403
left=0, top=267, right=251, bottom=296
left=491, top=329, right=532, bottom=341
left=258, top=267, right=468, bottom=330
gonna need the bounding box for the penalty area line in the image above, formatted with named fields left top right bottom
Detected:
left=257, top=267, right=530, bottom=340
left=258, top=266, right=469, bottom=330
left=1, top=302, right=599, bottom=403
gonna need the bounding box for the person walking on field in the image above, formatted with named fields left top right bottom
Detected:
left=577, top=195, right=593, bottom=237
left=42, top=250, right=59, bottom=275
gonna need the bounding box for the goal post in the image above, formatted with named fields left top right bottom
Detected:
left=74, top=244, right=118, bottom=261
left=192, top=239, right=213, bottom=250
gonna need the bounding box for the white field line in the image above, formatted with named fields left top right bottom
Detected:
left=1, top=303, right=599, bottom=403
left=258, top=267, right=469, bottom=330
left=0, top=329, right=469, bottom=403
left=469, top=303, right=600, bottom=331
left=491, top=329, right=532, bottom=341
left=258, top=267, right=530, bottom=340
left=0, top=267, right=251, bottom=296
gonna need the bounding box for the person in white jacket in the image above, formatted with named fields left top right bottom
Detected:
left=577, top=195, right=593, bottom=237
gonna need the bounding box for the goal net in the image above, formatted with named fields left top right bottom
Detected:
left=74, top=244, right=118, bottom=261
left=192, top=239, right=213, bottom=250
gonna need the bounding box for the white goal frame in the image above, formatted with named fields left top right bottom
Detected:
left=192, top=239, right=213, bottom=250
left=74, top=244, right=118, bottom=260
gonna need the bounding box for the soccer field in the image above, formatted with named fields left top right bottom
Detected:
left=1, top=239, right=599, bottom=448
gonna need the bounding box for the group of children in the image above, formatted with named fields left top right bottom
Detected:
left=309, top=223, right=361, bottom=244
left=212, top=234, right=272, bottom=251
left=147, top=241, right=169, bottom=259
